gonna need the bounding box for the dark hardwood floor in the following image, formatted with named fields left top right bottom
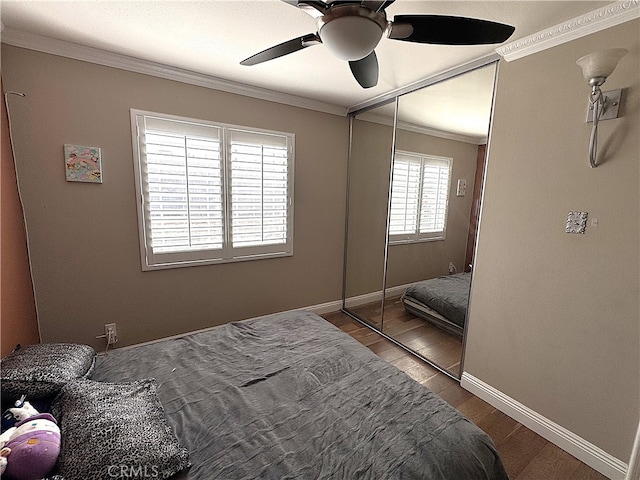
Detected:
left=346, top=295, right=463, bottom=377
left=321, top=310, right=608, bottom=480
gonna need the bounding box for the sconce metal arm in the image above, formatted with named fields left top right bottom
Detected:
left=588, top=85, right=605, bottom=168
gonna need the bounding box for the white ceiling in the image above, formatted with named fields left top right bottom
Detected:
left=359, top=62, right=498, bottom=141
left=0, top=1, right=613, bottom=138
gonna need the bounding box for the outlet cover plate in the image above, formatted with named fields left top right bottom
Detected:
left=104, top=323, right=117, bottom=344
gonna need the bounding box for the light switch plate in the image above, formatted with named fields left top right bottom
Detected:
left=456, top=179, right=466, bottom=197
left=566, top=211, right=588, bottom=234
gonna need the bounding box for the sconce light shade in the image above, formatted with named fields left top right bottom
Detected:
left=576, top=48, right=628, bottom=84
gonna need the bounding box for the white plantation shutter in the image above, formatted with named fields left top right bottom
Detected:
left=228, top=129, right=290, bottom=252
left=132, top=111, right=294, bottom=270
left=389, top=151, right=451, bottom=243
left=419, top=157, right=450, bottom=235
left=143, top=117, right=223, bottom=256
left=389, top=154, right=421, bottom=236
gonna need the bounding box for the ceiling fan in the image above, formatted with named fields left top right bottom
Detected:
left=240, top=0, right=515, bottom=88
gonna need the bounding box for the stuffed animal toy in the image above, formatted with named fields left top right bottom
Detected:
left=1, top=397, right=40, bottom=432
left=0, top=401, right=60, bottom=480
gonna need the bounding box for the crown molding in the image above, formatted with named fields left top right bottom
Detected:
left=396, top=121, right=485, bottom=146
left=496, top=0, right=640, bottom=62
left=0, top=28, right=348, bottom=117
left=358, top=112, right=485, bottom=145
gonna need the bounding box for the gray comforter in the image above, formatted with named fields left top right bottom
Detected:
left=404, top=272, right=472, bottom=328
left=91, top=311, right=507, bottom=480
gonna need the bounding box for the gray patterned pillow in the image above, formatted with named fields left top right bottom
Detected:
left=51, top=379, right=190, bottom=480
left=1, top=343, right=96, bottom=400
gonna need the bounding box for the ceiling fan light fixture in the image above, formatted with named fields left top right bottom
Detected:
left=319, top=16, right=384, bottom=61
left=317, top=5, right=387, bottom=61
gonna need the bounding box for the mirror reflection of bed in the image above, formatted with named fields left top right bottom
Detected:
left=402, top=271, right=471, bottom=338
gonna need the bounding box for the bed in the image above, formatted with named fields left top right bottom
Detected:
left=1, top=310, right=508, bottom=480
left=402, top=272, right=472, bottom=337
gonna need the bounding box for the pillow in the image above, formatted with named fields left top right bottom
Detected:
left=1, top=343, right=96, bottom=400
left=51, top=379, right=190, bottom=480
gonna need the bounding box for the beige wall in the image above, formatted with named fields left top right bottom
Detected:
left=1, top=78, right=40, bottom=355
left=1, top=45, right=348, bottom=349
left=465, top=19, right=639, bottom=463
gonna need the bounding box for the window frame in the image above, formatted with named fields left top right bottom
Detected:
left=130, top=109, right=295, bottom=271
left=388, top=150, right=452, bottom=245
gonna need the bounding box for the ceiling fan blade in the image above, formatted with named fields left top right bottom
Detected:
left=361, top=0, right=395, bottom=13
left=388, top=15, right=515, bottom=45
left=241, top=33, right=321, bottom=66
left=349, top=51, right=378, bottom=88
left=280, top=0, right=328, bottom=16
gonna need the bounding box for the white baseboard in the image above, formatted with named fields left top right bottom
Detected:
left=105, top=299, right=344, bottom=352
left=343, top=283, right=411, bottom=308
left=303, top=299, right=343, bottom=315
left=460, top=372, right=628, bottom=480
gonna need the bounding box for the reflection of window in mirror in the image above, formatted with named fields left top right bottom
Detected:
left=389, top=150, right=452, bottom=244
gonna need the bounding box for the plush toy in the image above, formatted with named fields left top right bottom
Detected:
left=0, top=400, right=60, bottom=480
left=1, top=398, right=40, bottom=432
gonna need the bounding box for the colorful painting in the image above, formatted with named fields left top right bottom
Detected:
left=64, top=144, right=102, bottom=183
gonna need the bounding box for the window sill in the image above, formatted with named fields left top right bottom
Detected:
left=142, top=250, right=293, bottom=271
left=388, top=237, right=445, bottom=247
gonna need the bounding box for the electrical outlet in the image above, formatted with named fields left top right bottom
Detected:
left=104, top=323, right=117, bottom=345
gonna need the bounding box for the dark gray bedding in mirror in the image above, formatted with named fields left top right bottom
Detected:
left=343, top=62, right=498, bottom=379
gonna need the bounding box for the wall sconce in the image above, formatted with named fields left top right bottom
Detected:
left=576, top=48, right=627, bottom=168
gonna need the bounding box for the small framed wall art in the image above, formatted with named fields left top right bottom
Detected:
left=64, top=144, right=102, bottom=183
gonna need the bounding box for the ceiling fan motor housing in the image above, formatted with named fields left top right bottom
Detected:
left=317, top=5, right=387, bottom=61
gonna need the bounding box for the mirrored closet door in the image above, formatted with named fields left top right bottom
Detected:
left=342, top=61, right=498, bottom=379
left=343, top=100, right=396, bottom=329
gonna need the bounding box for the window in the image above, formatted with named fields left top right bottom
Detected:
left=131, top=110, right=294, bottom=270
left=389, top=151, right=452, bottom=243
